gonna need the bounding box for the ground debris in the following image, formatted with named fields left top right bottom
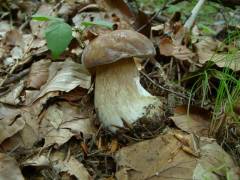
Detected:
left=0, top=0, right=240, bottom=179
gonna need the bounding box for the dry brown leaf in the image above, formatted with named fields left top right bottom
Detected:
left=0, top=80, right=24, bottom=105
left=27, top=59, right=51, bottom=89
left=10, top=46, right=23, bottom=60
left=60, top=87, right=88, bottom=102
left=95, top=0, right=150, bottom=33
left=0, top=21, right=11, bottom=38
left=18, top=103, right=44, bottom=148
left=0, top=133, right=24, bottom=152
left=115, top=130, right=195, bottom=180
left=170, top=105, right=211, bottom=137
left=159, top=36, right=195, bottom=62
left=4, top=29, right=23, bottom=46
left=53, top=156, right=91, bottom=180
left=109, top=139, right=118, bottom=153
left=22, top=153, right=91, bottom=179
left=0, top=116, right=25, bottom=144
left=196, top=138, right=240, bottom=179
left=40, top=101, right=95, bottom=147
left=3, top=93, right=94, bottom=149
left=115, top=130, right=240, bottom=180
left=22, top=34, right=46, bottom=52
left=95, top=0, right=133, bottom=29
left=6, top=95, right=57, bottom=149
left=30, top=4, right=54, bottom=38
left=22, top=155, right=50, bottom=167
left=195, top=37, right=240, bottom=71
left=0, top=104, right=23, bottom=144
left=0, top=153, right=24, bottom=180
left=25, top=59, right=91, bottom=105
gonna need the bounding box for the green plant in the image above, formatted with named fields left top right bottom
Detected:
left=32, top=15, right=113, bottom=59
left=184, top=62, right=216, bottom=109
left=32, top=15, right=73, bottom=59
left=184, top=51, right=240, bottom=136
left=211, top=29, right=240, bottom=126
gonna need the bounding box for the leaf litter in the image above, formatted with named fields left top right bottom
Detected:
left=0, top=0, right=240, bottom=179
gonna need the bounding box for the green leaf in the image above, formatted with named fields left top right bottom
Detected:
left=81, top=20, right=113, bottom=29
left=32, top=15, right=64, bottom=22
left=45, top=20, right=73, bottom=59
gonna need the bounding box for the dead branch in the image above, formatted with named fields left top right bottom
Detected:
left=184, top=0, right=206, bottom=31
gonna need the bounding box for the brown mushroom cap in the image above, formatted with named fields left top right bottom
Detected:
left=81, top=30, right=156, bottom=68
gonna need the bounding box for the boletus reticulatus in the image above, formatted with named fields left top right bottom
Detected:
left=82, top=30, right=162, bottom=131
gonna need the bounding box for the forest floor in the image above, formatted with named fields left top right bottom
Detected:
left=0, top=0, right=240, bottom=179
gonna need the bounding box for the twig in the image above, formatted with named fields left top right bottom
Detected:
left=137, top=0, right=186, bottom=32
left=3, top=68, right=30, bottom=85
left=184, top=0, right=206, bottom=31
left=140, top=71, right=191, bottom=100
left=137, top=0, right=169, bottom=32
left=137, top=8, right=163, bottom=32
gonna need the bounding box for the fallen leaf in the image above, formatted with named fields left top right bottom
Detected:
left=109, top=138, right=118, bottom=153
left=0, top=133, right=24, bottom=152
left=4, top=29, right=22, bottom=46
left=22, top=152, right=91, bottom=180
left=115, top=129, right=240, bottom=180
left=10, top=46, right=23, bottom=60
left=0, top=21, right=11, bottom=38
left=115, top=130, right=195, bottom=180
left=25, top=59, right=91, bottom=104
left=7, top=94, right=59, bottom=149
left=27, top=59, right=51, bottom=89
left=0, top=81, right=25, bottom=105
left=95, top=0, right=133, bottom=29
left=0, top=104, right=23, bottom=143
left=30, top=4, right=54, bottom=38
left=159, top=36, right=195, bottom=62
left=0, top=116, right=25, bottom=144
left=170, top=105, right=211, bottom=137
left=60, top=87, right=88, bottom=102
left=0, top=153, right=24, bottom=180
left=95, top=0, right=150, bottom=34
left=18, top=104, right=44, bottom=148
left=22, top=34, right=46, bottom=52
left=195, top=37, right=240, bottom=71
left=40, top=101, right=95, bottom=147
left=22, top=155, right=50, bottom=167
left=195, top=139, right=240, bottom=179
left=54, top=156, right=91, bottom=180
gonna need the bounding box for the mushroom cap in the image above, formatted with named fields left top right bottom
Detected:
left=82, top=30, right=156, bottom=68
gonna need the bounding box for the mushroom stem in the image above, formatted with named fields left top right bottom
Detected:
left=95, top=58, right=161, bottom=131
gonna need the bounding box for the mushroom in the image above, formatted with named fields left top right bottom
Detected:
left=82, top=30, right=162, bottom=131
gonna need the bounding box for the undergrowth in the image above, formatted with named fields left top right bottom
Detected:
left=138, top=0, right=240, bottom=163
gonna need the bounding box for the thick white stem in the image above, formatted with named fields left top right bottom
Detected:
left=94, top=58, right=161, bottom=131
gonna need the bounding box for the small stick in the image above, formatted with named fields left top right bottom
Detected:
left=137, top=0, right=170, bottom=32
left=3, top=68, right=30, bottom=85
left=184, top=0, right=206, bottom=31
left=140, top=71, right=191, bottom=100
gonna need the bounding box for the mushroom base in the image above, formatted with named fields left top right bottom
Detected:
left=95, top=58, right=162, bottom=131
